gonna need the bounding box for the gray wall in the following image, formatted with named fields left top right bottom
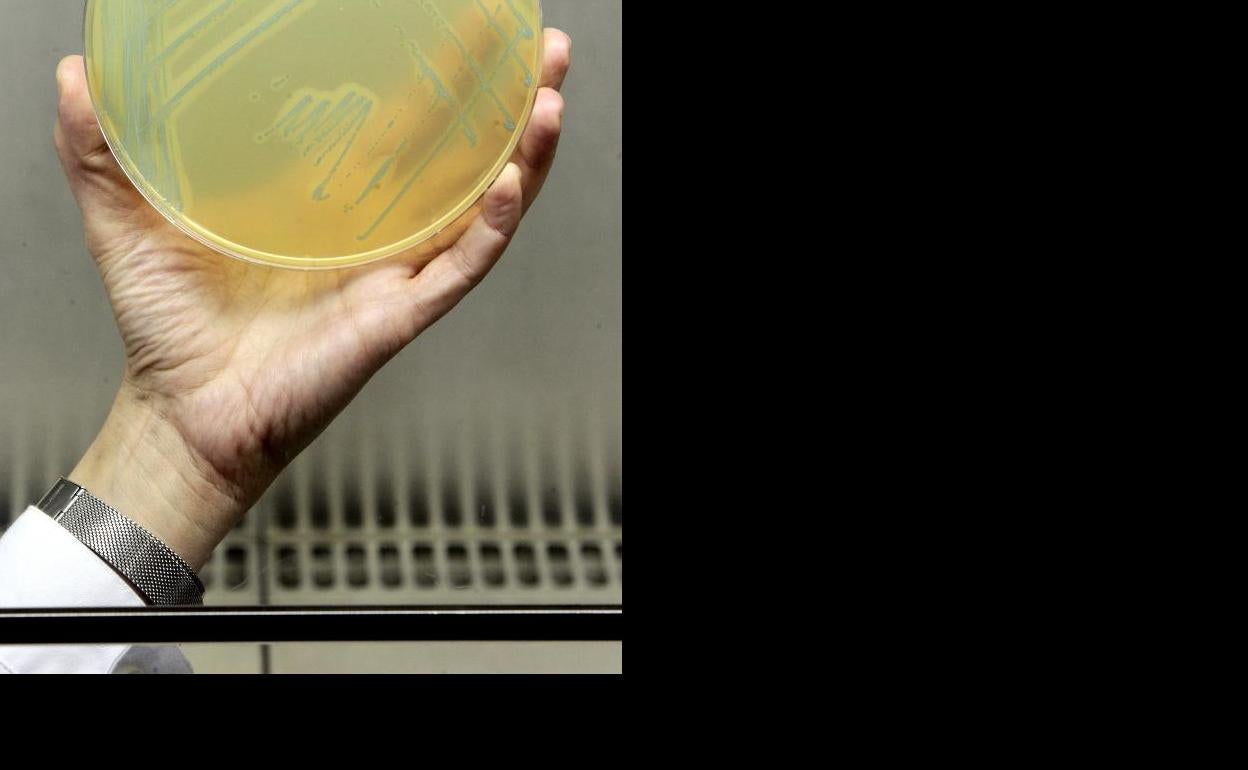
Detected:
left=0, top=1, right=622, bottom=505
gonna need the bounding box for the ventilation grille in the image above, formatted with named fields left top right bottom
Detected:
left=1, top=403, right=621, bottom=607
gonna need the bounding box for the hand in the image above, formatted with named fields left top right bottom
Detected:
left=54, top=31, right=572, bottom=569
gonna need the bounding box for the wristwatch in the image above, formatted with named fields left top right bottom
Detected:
left=36, top=478, right=205, bottom=606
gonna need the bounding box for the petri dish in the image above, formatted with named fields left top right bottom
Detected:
left=84, top=0, right=543, bottom=270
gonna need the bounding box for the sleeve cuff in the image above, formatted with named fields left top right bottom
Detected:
left=0, top=506, right=192, bottom=674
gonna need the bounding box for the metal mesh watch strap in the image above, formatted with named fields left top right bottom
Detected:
left=37, top=478, right=205, bottom=606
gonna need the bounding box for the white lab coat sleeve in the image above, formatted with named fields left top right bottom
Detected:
left=0, top=506, right=194, bottom=674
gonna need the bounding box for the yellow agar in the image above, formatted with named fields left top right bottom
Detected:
left=84, top=0, right=543, bottom=269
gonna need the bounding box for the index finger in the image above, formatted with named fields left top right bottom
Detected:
left=540, top=28, right=572, bottom=91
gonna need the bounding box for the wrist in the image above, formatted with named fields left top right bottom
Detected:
left=68, top=384, right=243, bottom=570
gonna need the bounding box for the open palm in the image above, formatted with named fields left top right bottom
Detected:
left=54, top=31, right=570, bottom=562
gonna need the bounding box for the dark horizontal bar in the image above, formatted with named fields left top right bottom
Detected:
left=0, top=605, right=622, bottom=644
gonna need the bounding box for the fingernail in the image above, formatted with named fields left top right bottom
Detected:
left=497, top=164, right=521, bottom=200
left=497, top=163, right=520, bottom=194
